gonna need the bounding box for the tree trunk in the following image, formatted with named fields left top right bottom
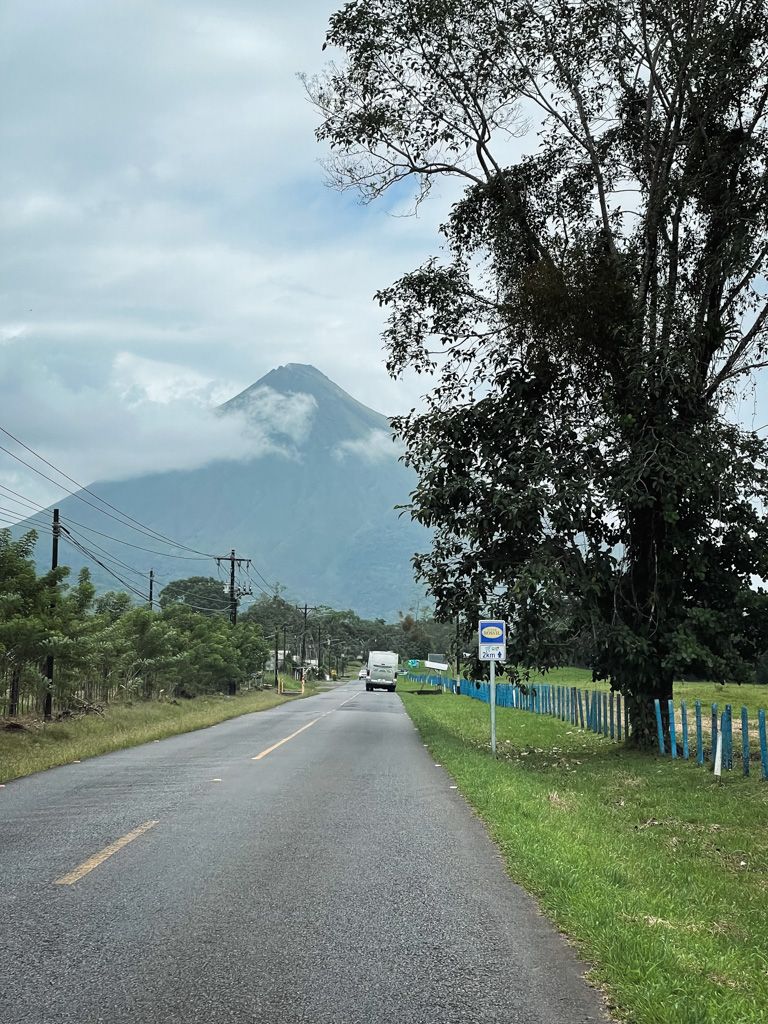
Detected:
left=8, top=666, right=21, bottom=718
left=625, top=673, right=674, bottom=750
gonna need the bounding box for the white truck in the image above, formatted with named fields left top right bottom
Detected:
left=366, top=650, right=399, bottom=692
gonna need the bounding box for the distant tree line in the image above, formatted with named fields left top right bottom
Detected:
left=0, top=530, right=457, bottom=719
left=0, top=531, right=269, bottom=718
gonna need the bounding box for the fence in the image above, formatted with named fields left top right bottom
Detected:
left=1, top=673, right=122, bottom=719
left=404, top=673, right=768, bottom=781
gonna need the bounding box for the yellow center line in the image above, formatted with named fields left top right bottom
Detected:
left=337, top=690, right=362, bottom=708
left=251, top=690, right=362, bottom=761
left=252, top=717, right=321, bottom=759
left=55, top=819, right=159, bottom=885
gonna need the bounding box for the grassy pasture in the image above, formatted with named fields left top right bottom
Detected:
left=399, top=680, right=768, bottom=1024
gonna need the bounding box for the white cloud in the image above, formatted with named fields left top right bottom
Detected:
left=334, top=429, right=402, bottom=464
left=228, top=386, right=318, bottom=444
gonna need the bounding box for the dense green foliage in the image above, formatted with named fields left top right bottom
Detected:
left=240, top=592, right=455, bottom=672
left=0, top=531, right=270, bottom=716
left=1, top=532, right=454, bottom=717
left=310, top=0, right=768, bottom=746
left=158, top=576, right=232, bottom=616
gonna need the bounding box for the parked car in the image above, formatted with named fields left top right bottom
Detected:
left=358, top=667, right=367, bottom=680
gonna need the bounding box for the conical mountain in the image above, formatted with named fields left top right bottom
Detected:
left=22, top=364, right=426, bottom=619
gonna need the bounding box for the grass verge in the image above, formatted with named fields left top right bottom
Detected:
left=399, top=687, right=768, bottom=1024
left=0, top=686, right=309, bottom=784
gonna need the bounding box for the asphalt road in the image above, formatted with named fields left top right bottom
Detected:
left=0, top=683, right=606, bottom=1023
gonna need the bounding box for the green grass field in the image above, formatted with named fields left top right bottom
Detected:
left=0, top=682, right=309, bottom=784
left=398, top=679, right=768, bottom=1024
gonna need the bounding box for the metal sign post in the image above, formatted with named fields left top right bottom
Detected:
left=479, top=620, right=506, bottom=757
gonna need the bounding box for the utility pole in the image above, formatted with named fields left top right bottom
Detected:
left=283, top=624, right=288, bottom=674
left=300, top=603, right=308, bottom=669
left=214, top=550, right=251, bottom=626
left=274, top=629, right=279, bottom=690
left=149, top=569, right=154, bottom=611
left=43, top=509, right=60, bottom=721
left=214, top=550, right=251, bottom=695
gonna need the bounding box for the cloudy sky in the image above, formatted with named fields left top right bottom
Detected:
left=1, top=0, right=457, bottom=512
left=3, top=0, right=768, bottom=522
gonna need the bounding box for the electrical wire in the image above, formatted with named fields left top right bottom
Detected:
left=0, top=428, right=215, bottom=556
left=0, top=506, right=51, bottom=529
left=0, top=430, right=277, bottom=591
left=62, top=524, right=167, bottom=579
left=242, top=564, right=273, bottom=598
left=61, top=533, right=150, bottom=602
left=0, top=482, right=210, bottom=561
left=0, top=485, right=49, bottom=514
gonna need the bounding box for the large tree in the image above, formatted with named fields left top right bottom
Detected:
left=159, top=577, right=231, bottom=617
left=308, top=0, right=768, bottom=745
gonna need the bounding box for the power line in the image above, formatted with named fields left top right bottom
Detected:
left=0, top=485, right=49, bottom=514
left=60, top=533, right=150, bottom=602
left=63, top=524, right=167, bottom=579
left=242, top=564, right=273, bottom=598
left=0, top=429, right=277, bottom=592
left=58, top=515, right=208, bottom=560
left=0, top=482, right=209, bottom=560
left=0, top=506, right=51, bottom=529
left=0, top=428, right=215, bottom=556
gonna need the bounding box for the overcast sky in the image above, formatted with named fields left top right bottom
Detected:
left=0, top=0, right=458, bottom=512
left=3, top=0, right=767, bottom=521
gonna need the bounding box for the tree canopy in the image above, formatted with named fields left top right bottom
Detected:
left=309, top=0, right=768, bottom=744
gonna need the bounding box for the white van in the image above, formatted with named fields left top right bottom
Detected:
left=366, top=651, right=398, bottom=692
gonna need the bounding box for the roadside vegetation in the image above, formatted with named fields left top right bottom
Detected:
left=0, top=677, right=314, bottom=784
left=399, top=679, right=768, bottom=1024
left=1, top=528, right=453, bottom=723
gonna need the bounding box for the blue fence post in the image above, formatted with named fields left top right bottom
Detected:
left=596, top=692, right=602, bottom=734
left=624, top=699, right=630, bottom=741
left=668, top=699, right=677, bottom=759
left=759, top=709, right=767, bottom=781
left=584, top=690, right=590, bottom=729
left=578, top=689, right=584, bottom=729
left=724, top=705, right=733, bottom=771
left=609, top=692, right=615, bottom=740
left=696, top=701, right=703, bottom=766
left=655, top=699, right=665, bottom=754
left=681, top=700, right=689, bottom=759
left=566, top=686, right=570, bottom=723
left=711, top=704, right=718, bottom=765
left=603, top=692, right=609, bottom=736
left=617, top=694, right=622, bottom=740
left=741, top=707, right=750, bottom=777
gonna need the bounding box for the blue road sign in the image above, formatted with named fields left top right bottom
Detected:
left=478, top=620, right=506, bottom=662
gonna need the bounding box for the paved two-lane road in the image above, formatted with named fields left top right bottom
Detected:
left=0, top=683, right=606, bottom=1023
